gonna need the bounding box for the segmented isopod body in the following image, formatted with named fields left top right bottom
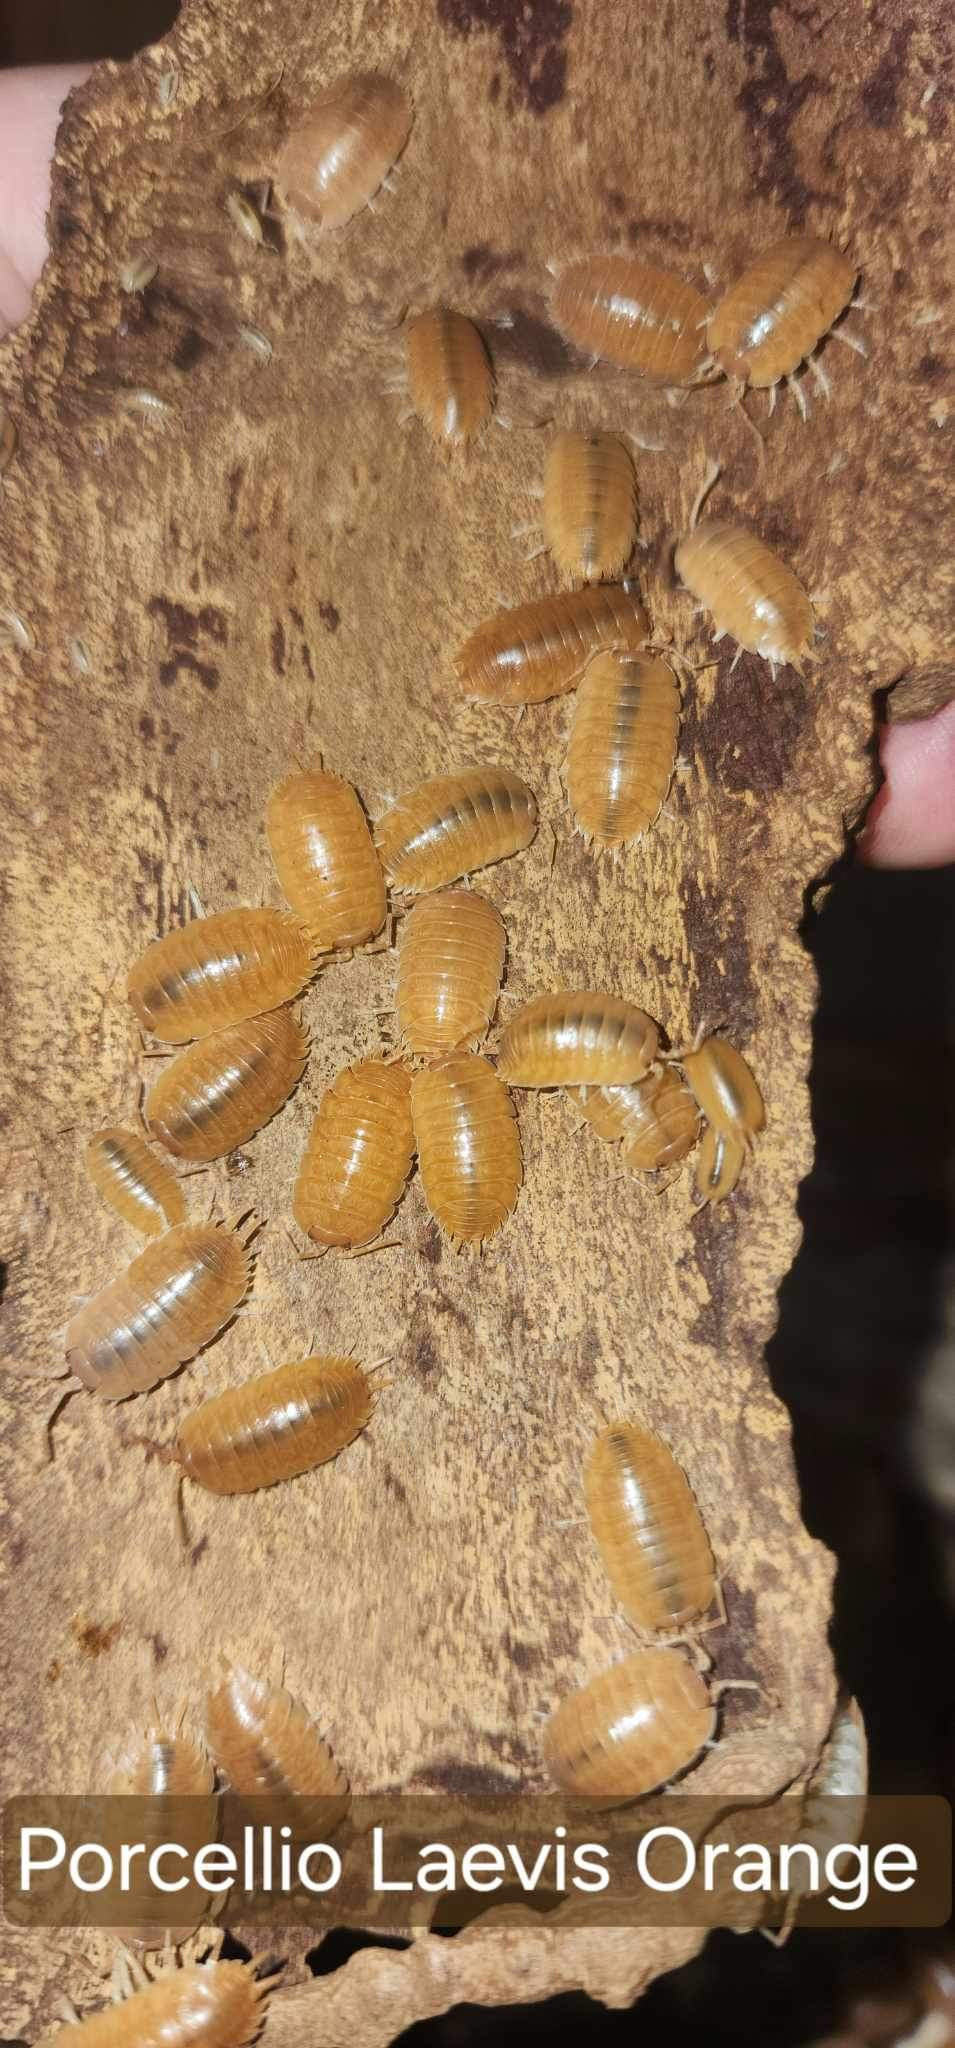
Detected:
left=543, top=1647, right=716, bottom=1805
left=455, top=585, right=649, bottom=704
left=583, top=1422, right=716, bottom=1632
left=693, top=1123, right=747, bottom=1206
left=127, top=907, right=317, bottom=1043
left=675, top=519, right=813, bottom=669
left=53, top=1961, right=274, bottom=2048
left=274, top=72, right=412, bottom=230
left=397, top=889, right=505, bottom=1056
left=376, top=766, right=537, bottom=892
left=552, top=255, right=712, bottom=385
left=411, top=1053, right=522, bottom=1245
left=543, top=430, right=637, bottom=583
left=569, top=1067, right=699, bottom=1171
left=498, top=992, right=659, bottom=1087
left=681, top=1035, right=765, bottom=1143
left=146, top=1009, right=308, bottom=1161
left=266, top=765, right=386, bottom=949
left=103, top=1723, right=217, bottom=1947
left=803, top=1694, right=868, bottom=1851
left=707, top=236, right=857, bottom=388
left=64, top=1221, right=252, bottom=1399
left=206, top=1663, right=349, bottom=1831
left=406, top=308, right=494, bottom=444
left=176, top=1355, right=375, bottom=1493
left=293, top=1058, right=414, bottom=1246
left=567, top=651, right=680, bottom=847
left=85, top=1127, right=186, bottom=1235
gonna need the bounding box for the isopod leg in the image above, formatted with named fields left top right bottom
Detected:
left=786, top=372, right=810, bottom=421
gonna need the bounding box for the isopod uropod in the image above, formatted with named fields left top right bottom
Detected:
left=405, top=308, right=494, bottom=444
left=63, top=1219, right=254, bottom=1400
left=173, top=1354, right=376, bottom=1493
left=675, top=518, right=814, bottom=671
left=498, top=992, right=659, bottom=1087
left=397, top=888, right=505, bottom=1057
left=53, top=1961, right=277, bottom=2047
left=454, top=585, right=650, bottom=704
left=568, top=1067, right=700, bottom=1171
left=206, top=1663, right=349, bottom=1830
left=146, top=1008, right=309, bottom=1161
left=127, top=907, right=318, bottom=1043
left=542, top=430, right=638, bottom=583
left=542, top=1647, right=716, bottom=1805
left=411, top=1053, right=523, bottom=1246
left=292, top=1058, right=415, bottom=1247
left=551, top=255, right=713, bottom=386
left=583, top=1421, right=717, bottom=1633
left=707, top=235, right=858, bottom=410
left=376, top=766, right=537, bottom=893
left=85, top=1126, right=187, bottom=1235
left=567, top=650, right=681, bottom=847
left=265, top=763, right=386, bottom=951
left=274, top=72, right=413, bottom=231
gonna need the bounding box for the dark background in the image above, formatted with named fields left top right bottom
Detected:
left=2, top=6, right=953, bottom=2043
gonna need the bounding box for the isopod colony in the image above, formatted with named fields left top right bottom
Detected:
left=9, top=60, right=877, bottom=2033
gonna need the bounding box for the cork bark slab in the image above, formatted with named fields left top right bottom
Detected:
left=1, top=0, right=950, bottom=2034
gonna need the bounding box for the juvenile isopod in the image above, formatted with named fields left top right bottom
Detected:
left=771, top=1694, right=867, bottom=1940
left=707, top=235, right=858, bottom=415
left=118, top=387, right=175, bottom=421
left=542, top=430, right=637, bottom=583
left=127, top=906, right=318, bottom=1042
left=225, top=188, right=266, bottom=244
left=102, top=1720, right=217, bottom=1947
left=583, top=1421, right=717, bottom=1632
left=63, top=1218, right=254, bottom=1400
left=53, top=1960, right=278, bottom=2047
left=498, top=992, right=659, bottom=1087
left=117, top=249, right=158, bottom=293
left=411, top=1053, right=522, bottom=1246
left=293, top=1058, right=414, bottom=1247
left=397, top=888, right=505, bottom=1056
left=236, top=324, right=273, bottom=363
left=0, top=606, right=35, bottom=652
left=454, top=584, right=649, bottom=704
left=173, top=1353, right=376, bottom=1493
left=692, top=1123, right=747, bottom=1207
left=542, top=1647, right=716, bottom=1805
left=146, top=1008, right=308, bottom=1160
left=265, top=763, right=386, bottom=950
left=675, top=517, right=814, bottom=672
left=206, top=1663, right=349, bottom=1831
left=405, top=308, right=494, bottom=444
left=85, top=1125, right=187, bottom=1235
left=376, top=766, right=537, bottom=892
left=568, top=1067, right=700, bottom=1171
left=551, top=255, right=713, bottom=386
left=274, top=72, right=413, bottom=231
left=681, top=1035, right=766, bottom=1146
left=566, top=651, right=681, bottom=847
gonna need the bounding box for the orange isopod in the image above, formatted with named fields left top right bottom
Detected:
left=498, top=992, right=659, bottom=1087
left=542, top=1647, right=716, bottom=1805
left=376, top=766, right=537, bottom=892
left=411, top=1053, right=522, bottom=1246
left=174, top=1354, right=376, bottom=1494
left=568, top=1067, right=700, bottom=1171
left=102, top=1721, right=217, bottom=1948
left=206, top=1663, right=349, bottom=1830
left=85, top=1127, right=186, bottom=1235
left=454, top=585, right=649, bottom=704
left=567, top=651, right=681, bottom=847
left=53, top=1961, right=279, bottom=2048
left=63, top=1220, right=253, bottom=1400
left=551, top=255, right=712, bottom=386
left=583, top=1421, right=717, bottom=1632
left=692, top=1123, right=747, bottom=1207
left=127, top=908, right=318, bottom=1043
left=542, top=430, right=637, bottom=583
left=406, top=308, right=494, bottom=444
left=397, top=888, right=505, bottom=1056
left=265, top=764, right=386, bottom=951
left=681, top=1035, right=765, bottom=1144
left=292, top=1058, right=414, bottom=1246
left=707, top=235, right=858, bottom=405
left=675, top=518, right=814, bottom=671
left=146, top=1008, right=308, bottom=1161
left=274, top=72, right=412, bottom=230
